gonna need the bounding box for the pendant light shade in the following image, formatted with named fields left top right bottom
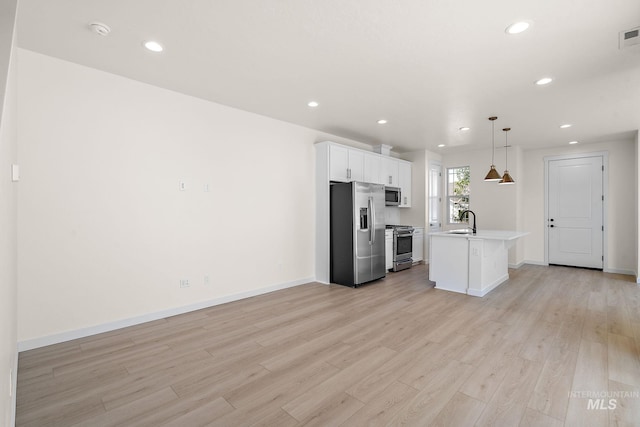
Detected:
left=499, top=127, right=515, bottom=185
left=484, top=116, right=502, bottom=181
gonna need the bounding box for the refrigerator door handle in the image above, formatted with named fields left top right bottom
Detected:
left=369, top=196, right=375, bottom=245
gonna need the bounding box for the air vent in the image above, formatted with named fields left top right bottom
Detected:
left=619, top=26, right=640, bottom=49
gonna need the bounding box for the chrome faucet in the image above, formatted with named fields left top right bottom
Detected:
left=459, top=210, right=476, bottom=234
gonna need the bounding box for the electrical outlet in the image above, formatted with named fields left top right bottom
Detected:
left=204, top=275, right=210, bottom=285
left=179, top=181, right=186, bottom=191
left=203, top=184, right=210, bottom=192
left=179, top=279, right=190, bottom=288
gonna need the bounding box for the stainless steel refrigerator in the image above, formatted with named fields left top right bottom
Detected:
left=330, top=181, right=386, bottom=287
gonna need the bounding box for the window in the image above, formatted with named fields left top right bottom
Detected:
left=428, top=161, right=442, bottom=231
left=447, top=166, right=470, bottom=223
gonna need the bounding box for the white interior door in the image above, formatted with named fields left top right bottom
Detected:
left=428, top=161, right=442, bottom=232
left=547, top=156, right=603, bottom=269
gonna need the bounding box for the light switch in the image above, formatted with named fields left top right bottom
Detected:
left=11, top=164, right=19, bottom=182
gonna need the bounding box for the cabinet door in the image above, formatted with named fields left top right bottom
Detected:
left=398, top=161, right=412, bottom=207
left=364, top=153, right=383, bottom=184
left=382, top=157, right=399, bottom=186
left=348, top=149, right=365, bottom=182
left=329, top=145, right=349, bottom=182
left=385, top=233, right=393, bottom=270
left=412, top=228, right=423, bottom=262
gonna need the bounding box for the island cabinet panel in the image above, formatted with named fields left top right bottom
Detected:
left=429, top=230, right=528, bottom=297
left=429, top=235, right=468, bottom=294
left=467, top=238, right=509, bottom=297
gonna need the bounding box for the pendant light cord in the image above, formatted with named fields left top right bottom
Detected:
left=503, top=127, right=511, bottom=169
left=504, top=131, right=508, bottom=169
left=491, top=120, right=495, bottom=164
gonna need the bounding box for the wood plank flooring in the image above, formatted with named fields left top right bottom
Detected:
left=16, top=264, right=640, bottom=426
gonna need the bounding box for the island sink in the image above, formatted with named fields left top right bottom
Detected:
left=429, top=230, right=528, bottom=297
left=445, top=229, right=473, bottom=235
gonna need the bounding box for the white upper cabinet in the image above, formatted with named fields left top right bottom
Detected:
left=329, top=144, right=364, bottom=182
left=398, top=160, right=412, bottom=207
left=322, top=141, right=411, bottom=207
left=349, top=150, right=365, bottom=182
left=329, top=144, right=349, bottom=181
left=363, top=152, right=384, bottom=185
left=382, top=156, right=399, bottom=187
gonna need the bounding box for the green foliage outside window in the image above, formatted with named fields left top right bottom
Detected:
left=448, top=166, right=470, bottom=223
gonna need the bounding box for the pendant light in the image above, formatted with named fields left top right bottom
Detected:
left=499, top=127, right=515, bottom=185
left=484, top=116, right=501, bottom=181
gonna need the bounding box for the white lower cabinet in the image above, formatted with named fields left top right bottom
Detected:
left=385, top=229, right=393, bottom=270
left=412, top=227, right=424, bottom=263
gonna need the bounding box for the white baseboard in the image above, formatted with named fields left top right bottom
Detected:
left=603, top=268, right=636, bottom=276
left=467, top=274, right=509, bottom=297
left=10, top=348, right=17, bottom=427
left=17, top=276, right=313, bottom=352
left=434, top=284, right=467, bottom=294
left=508, top=261, right=526, bottom=269
left=523, top=260, right=548, bottom=266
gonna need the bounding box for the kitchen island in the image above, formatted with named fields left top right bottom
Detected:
left=429, top=230, right=528, bottom=297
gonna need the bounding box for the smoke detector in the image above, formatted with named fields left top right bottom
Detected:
left=89, top=22, right=111, bottom=36
left=619, top=26, right=639, bottom=49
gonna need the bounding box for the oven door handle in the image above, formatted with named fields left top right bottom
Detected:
left=396, top=232, right=413, bottom=237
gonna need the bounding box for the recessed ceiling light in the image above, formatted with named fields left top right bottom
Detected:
left=569, top=140, right=579, bottom=145
left=143, top=40, right=164, bottom=52
left=560, top=124, right=572, bottom=129
left=438, top=144, right=445, bottom=148
left=459, top=127, right=470, bottom=131
left=89, top=22, right=111, bottom=36
left=377, top=119, right=388, bottom=125
left=505, top=21, right=531, bottom=35
left=535, top=77, right=553, bottom=85
left=307, top=101, right=319, bottom=107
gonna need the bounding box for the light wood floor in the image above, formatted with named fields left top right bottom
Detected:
left=16, top=264, right=640, bottom=426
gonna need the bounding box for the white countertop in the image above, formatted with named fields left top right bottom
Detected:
left=430, top=230, right=529, bottom=241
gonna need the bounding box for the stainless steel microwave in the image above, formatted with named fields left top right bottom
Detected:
left=385, top=186, right=401, bottom=206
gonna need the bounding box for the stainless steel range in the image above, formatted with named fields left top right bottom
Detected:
left=387, top=225, right=414, bottom=272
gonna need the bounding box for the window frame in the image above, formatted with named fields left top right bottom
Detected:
left=446, top=165, right=470, bottom=224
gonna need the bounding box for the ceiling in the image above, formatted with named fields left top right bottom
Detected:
left=15, top=0, right=640, bottom=153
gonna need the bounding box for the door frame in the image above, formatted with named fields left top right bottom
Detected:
left=543, top=151, right=608, bottom=269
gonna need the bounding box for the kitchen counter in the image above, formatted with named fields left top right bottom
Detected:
left=429, top=230, right=528, bottom=297
left=430, top=229, right=528, bottom=240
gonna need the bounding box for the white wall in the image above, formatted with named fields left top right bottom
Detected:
left=0, top=0, right=18, bottom=424
left=636, top=131, right=639, bottom=281
left=523, top=139, right=636, bottom=274
left=17, top=49, right=324, bottom=346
